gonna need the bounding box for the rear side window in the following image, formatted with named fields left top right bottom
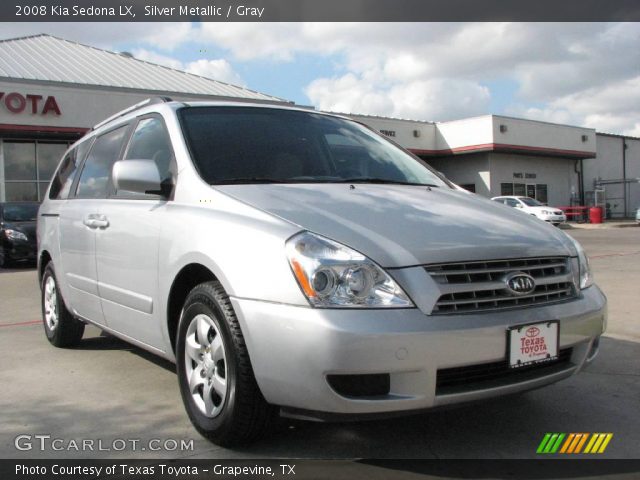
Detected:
left=75, top=126, right=127, bottom=199
left=49, top=140, right=92, bottom=200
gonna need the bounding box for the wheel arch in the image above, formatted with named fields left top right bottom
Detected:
left=38, top=250, right=53, bottom=284
left=166, top=263, right=218, bottom=354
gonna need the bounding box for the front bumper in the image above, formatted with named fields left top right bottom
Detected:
left=231, top=285, right=606, bottom=416
left=541, top=214, right=567, bottom=224
left=2, top=240, right=37, bottom=262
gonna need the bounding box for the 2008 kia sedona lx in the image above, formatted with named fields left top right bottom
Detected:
left=38, top=98, right=606, bottom=445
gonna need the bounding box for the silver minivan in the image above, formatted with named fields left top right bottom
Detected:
left=38, top=98, right=607, bottom=445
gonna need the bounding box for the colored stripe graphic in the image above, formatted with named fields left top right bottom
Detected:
left=537, top=433, right=565, bottom=454
left=560, top=433, right=575, bottom=453
left=538, top=433, right=613, bottom=454
left=536, top=433, right=552, bottom=453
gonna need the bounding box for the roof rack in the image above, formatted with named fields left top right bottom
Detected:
left=91, top=96, right=173, bottom=131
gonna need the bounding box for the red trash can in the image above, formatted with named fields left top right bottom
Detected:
left=589, top=206, right=604, bottom=224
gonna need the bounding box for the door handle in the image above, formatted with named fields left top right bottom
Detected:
left=83, top=214, right=110, bottom=229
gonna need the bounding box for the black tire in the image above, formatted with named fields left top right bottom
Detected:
left=176, top=281, right=274, bottom=446
left=41, top=263, right=85, bottom=347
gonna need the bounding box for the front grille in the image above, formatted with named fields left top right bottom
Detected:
left=426, top=257, right=577, bottom=314
left=436, top=348, right=573, bottom=395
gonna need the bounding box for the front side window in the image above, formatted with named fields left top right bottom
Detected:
left=179, top=107, right=448, bottom=187
left=125, top=117, right=173, bottom=176
left=114, top=117, right=174, bottom=198
left=76, top=126, right=127, bottom=199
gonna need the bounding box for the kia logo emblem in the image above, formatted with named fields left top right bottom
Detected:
left=526, top=326, right=540, bottom=337
left=504, top=272, right=536, bottom=296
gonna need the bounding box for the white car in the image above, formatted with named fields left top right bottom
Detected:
left=492, top=196, right=567, bottom=226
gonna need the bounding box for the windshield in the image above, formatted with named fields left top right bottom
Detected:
left=3, top=204, right=38, bottom=222
left=520, top=197, right=543, bottom=207
left=179, top=107, right=448, bottom=187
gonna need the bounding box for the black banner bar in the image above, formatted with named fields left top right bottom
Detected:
left=2, top=0, right=640, bottom=22
left=2, top=459, right=640, bottom=480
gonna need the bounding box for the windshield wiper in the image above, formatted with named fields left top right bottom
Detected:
left=336, top=177, right=440, bottom=187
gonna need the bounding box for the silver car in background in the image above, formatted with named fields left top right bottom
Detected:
left=38, top=98, right=606, bottom=445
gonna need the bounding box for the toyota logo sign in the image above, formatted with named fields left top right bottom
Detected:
left=504, top=272, right=536, bottom=296
left=526, top=326, right=540, bottom=337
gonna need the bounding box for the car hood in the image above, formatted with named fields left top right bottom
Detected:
left=217, top=184, right=577, bottom=267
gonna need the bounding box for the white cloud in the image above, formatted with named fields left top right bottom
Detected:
left=185, top=59, right=246, bottom=86
left=510, top=75, right=640, bottom=136
left=307, top=74, right=490, bottom=121
left=132, top=49, right=246, bottom=87
left=198, top=22, right=640, bottom=132
left=305, top=74, right=394, bottom=116
left=132, top=48, right=183, bottom=69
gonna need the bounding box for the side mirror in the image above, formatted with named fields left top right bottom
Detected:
left=112, top=159, right=167, bottom=196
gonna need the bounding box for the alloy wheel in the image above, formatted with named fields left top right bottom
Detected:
left=184, top=314, right=228, bottom=418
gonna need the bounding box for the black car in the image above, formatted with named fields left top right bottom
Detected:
left=0, top=202, right=39, bottom=267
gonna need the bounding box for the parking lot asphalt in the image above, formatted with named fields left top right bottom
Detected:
left=0, top=228, right=638, bottom=461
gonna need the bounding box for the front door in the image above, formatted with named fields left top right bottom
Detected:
left=94, top=115, right=174, bottom=350
left=95, top=200, right=165, bottom=349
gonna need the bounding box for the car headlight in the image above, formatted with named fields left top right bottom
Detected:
left=286, top=231, right=413, bottom=308
left=4, top=229, right=28, bottom=242
left=568, top=235, right=593, bottom=289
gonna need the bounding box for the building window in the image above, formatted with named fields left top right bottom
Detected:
left=500, top=183, right=514, bottom=196
left=536, top=184, right=548, bottom=204
left=2, top=140, right=70, bottom=202
left=459, top=183, right=476, bottom=193
left=499, top=182, right=549, bottom=204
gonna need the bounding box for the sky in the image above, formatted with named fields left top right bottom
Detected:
left=1, top=22, right=639, bottom=136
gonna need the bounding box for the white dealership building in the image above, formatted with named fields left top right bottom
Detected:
left=0, top=34, right=638, bottom=218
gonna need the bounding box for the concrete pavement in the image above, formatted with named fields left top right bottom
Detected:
left=0, top=228, right=638, bottom=460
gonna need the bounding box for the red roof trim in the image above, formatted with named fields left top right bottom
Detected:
left=409, top=142, right=595, bottom=158
left=0, top=123, right=88, bottom=134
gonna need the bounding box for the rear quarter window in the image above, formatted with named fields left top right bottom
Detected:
left=48, top=139, right=92, bottom=200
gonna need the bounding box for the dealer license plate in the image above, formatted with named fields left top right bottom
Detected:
left=508, top=321, right=559, bottom=368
